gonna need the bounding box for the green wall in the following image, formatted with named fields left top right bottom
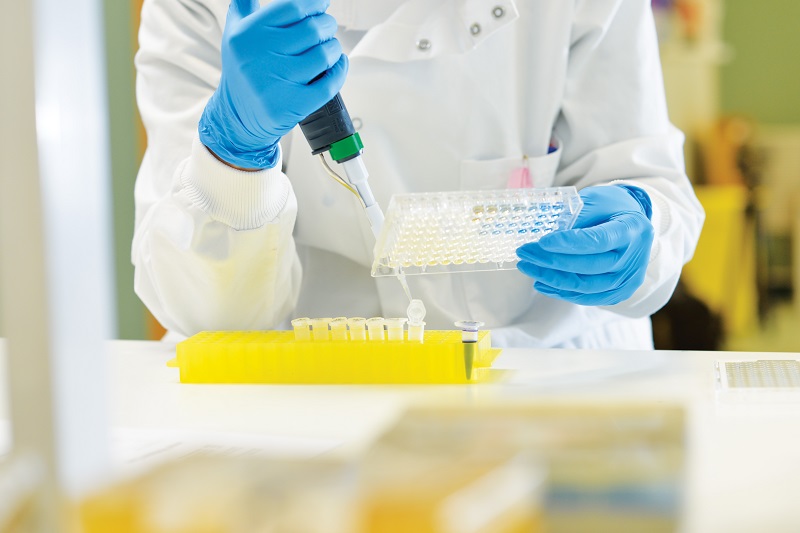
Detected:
left=721, top=0, right=800, bottom=124
left=104, top=0, right=146, bottom=339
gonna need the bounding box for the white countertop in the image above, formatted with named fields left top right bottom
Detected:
left=3, top=340, right=800, bottom=532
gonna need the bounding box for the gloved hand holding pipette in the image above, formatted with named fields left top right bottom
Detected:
left=516, top=185, right=654, bottom=306
left=199, top=0, right=347, bottom=170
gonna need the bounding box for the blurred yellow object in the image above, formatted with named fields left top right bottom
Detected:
left=701, top=117, right=753, bottom=186
left=681, top=184, right=758, bottom=333
left=80, top=458, right=357, bottom=533
left=78, top=454, right=544, bottom=533
left=78, top=401, right=683, bottom=533
left=169, top=330, right=501, bottom=384
left=0, top=456, right=44, bottom=533
left=371, top=402, right=685, bottom=533
left=360, top=454, right=544, bottom=533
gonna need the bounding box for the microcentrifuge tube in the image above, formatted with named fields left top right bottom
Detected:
left=311, top=318, right=332, bottom=342
left=291, top=317, right=311, bottom=342
left=366, top=317, right=386, bottom=341
left=347, top=317, right=367, bottom=341
left=385, top=318, right=408, bottom=341
left=454, top=320, right=485, bottom=380
left=407, top=299, right=426, bottom=323
left=330, top=317, right=348, bottom=341
left=454, top=320, right=484, bottom=343
left=407, top=321, right=426, bottom=342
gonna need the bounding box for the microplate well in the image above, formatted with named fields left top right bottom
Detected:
left=371, top=187, right=582, bottom=277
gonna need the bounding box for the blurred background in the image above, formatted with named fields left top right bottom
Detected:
left=650, top=0, right=800, bottom=352
left=103, top=0, right=800, bottom=350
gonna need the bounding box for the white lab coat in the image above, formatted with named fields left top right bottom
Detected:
left=133, top=0, right=705, bottom=348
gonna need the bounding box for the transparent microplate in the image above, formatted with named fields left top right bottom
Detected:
left=371, top=186, right=582, bottom=277
left=719, top=360, right=800, bottom=388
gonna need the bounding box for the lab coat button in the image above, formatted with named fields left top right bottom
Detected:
left=416, top=39, right=431, bottom=51
left=470, top=23, right=481, bottom=36
left=492, top=6, right=505, bottom=18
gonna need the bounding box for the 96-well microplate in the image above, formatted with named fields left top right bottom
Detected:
left=371, top=187, right=582, bottom=277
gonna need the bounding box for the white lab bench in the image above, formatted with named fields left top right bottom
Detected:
left=3, top=341, right=800, bottom=532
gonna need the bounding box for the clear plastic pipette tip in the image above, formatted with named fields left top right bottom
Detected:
left=397, top=272, right=412, bottom=302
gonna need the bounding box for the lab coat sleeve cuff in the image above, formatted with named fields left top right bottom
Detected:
left=180, top=135, right=291, bottom=231
left=599, top=179, right=674, bottom=318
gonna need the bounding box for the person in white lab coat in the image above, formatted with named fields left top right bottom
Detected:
left=133, top=0, right=705, bottom=349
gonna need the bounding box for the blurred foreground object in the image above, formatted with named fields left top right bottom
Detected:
left=79, top=401, right=684, bottom=533
left=1, top=0, right=113, bottom=528
left=80, top=458, right=357, bottom=533
left=79, top=454, right=541, bottom=533
left=373, top=402, right=685, bottom=533
left=358, top=424, right=546, bottom=533
left=0, top=456, right=44, bottom=533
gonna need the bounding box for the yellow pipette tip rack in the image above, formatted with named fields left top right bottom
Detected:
left=168, top=330, right=501, bottom=384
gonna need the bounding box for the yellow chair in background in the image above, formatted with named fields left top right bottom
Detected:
left=681, top=184, right=758, bottom=336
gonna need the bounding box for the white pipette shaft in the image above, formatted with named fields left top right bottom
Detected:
left=340, top=155, right=384, bottom=239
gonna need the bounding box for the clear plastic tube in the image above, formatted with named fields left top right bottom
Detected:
left=329, top=317, right=348, bottom=341
left=384, top=318, right=408, bottom=341
left=366, top=317, right=386, bottom=341
left=347, top=317, right=367, bottom=341
left=407, top=299, right=426, bottom=323
left=454, top=320, right=484, bottom=343
left=291, top=317, right=311, bottom=342
left=407, top=321, right=425, bottom=342
left=454, top=321, right=485, bottom=380
left=311, top=318, right=332, bottom=342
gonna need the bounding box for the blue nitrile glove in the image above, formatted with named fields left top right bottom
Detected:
left=516, top=185, right=654, bottom=306
left=199, top=0, right=348, bottom=169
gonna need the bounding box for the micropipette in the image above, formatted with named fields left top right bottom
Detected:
left=299, top=93, right=415, bottom=302
left=299, top=94, right=384, bottom=238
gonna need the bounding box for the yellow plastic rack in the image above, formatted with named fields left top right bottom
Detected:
left=168, top=330, right=501, bottom=384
